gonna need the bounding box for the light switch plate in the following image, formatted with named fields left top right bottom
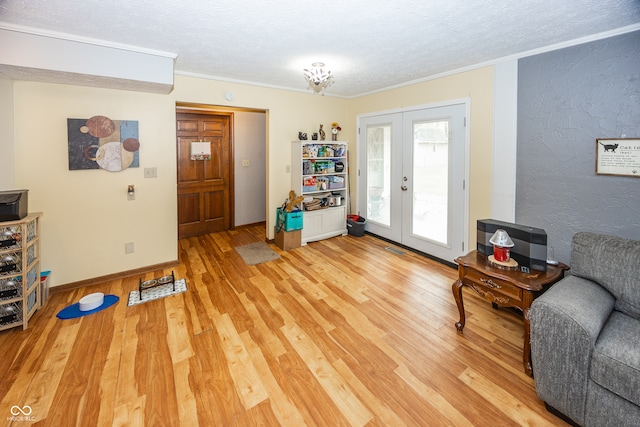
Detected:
left=144, top=167, right=157, bottom=178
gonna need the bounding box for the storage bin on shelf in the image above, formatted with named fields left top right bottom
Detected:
left=0, top=251, right=22, bottom=274
left=328, top=175, right=344, bottom=189
left=303, top=177, right=317, bottom=193
left=0, top=276, right=22, bottom=301
left=0, top=301, right=23, bottom=327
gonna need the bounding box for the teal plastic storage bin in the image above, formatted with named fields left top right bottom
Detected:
left=276, top=208, right=303, bottom=232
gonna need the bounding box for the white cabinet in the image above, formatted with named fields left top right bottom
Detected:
left=291, top=141, right=348, bottom=244
left=0, top=213, right=42, bottom=331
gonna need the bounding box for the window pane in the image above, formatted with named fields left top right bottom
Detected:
left=367, top=126, right=391, bottom=226
left=412, top=120, right=449, bottom=244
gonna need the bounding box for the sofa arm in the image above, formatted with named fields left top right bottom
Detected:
left=530, top=275, right=615, bottom=426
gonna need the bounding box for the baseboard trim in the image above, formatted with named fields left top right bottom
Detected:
left=49, top=259, right=180, bottom=294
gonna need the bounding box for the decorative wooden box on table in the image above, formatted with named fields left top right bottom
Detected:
left=0, top=213, right=43, bottom=331
left=451, top=250, right=568, bottom=376
left=291, top=140, right=349, bottom=244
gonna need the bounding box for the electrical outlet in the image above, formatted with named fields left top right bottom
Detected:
left=144, top=167, right=157, bottom=178
left=125, top=242, right=135, bottom=254
left=242, top=159, right=250, bottom=167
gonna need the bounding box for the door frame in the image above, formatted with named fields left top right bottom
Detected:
left=175, top=102, right=270, bottom=239
left=356, top=98, right=471, bottom=262
left=176, top=106, right=235, bottom=238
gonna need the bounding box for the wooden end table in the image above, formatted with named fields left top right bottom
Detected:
left=452, top=251, right=568, bottom=376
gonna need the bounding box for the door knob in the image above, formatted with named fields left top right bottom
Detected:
left=401, top=185, right=408, bottom=191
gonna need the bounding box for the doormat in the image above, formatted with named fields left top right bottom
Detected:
left=57, top=295, right=119, bottom=320
left=235, top=241, right=280, bottom=265
left=127, top=279, right=187, bottom=307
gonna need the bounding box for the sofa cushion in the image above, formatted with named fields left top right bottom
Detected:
left=571, top=232, right=640, bottom=320
left=590, top=311, right=640, bottom=406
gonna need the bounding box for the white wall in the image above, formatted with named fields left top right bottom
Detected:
left=0, top=76, right=15, bottom=190
left=491, top=60, right=518, bottom=222
left=234, top=111, right=267, bottom=226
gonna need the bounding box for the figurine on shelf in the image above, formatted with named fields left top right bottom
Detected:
left=331, top=122, right=342, bottom=141
left=319, top=124, right=326, bottom=141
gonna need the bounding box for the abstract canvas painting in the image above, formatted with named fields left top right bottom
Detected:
left=67, top=115, right=140, bottom=171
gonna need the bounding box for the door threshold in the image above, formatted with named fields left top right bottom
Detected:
left=366, top=232, right=457, bottom=269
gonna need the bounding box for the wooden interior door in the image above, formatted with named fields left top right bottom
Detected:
left=176, top=109, right=233, bottom=238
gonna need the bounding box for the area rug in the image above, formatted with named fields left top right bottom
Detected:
left=235, top=241, right=280, bottom=265
left=57, top=295, right=119, bottom=320
left=127, top=278, right=187, bottom=307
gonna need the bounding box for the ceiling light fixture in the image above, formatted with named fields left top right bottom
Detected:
left=303, top=62, right=334, bottom=95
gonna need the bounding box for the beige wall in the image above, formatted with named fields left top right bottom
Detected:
left=10, top=68, right=493, bottom=287
left=13, top=81, right=179, bottom=287
left=172, top=75, right=349, bottom=238
left=346, top=67, right=495, bottom=250
left=11, top=75, right=348, bottom=287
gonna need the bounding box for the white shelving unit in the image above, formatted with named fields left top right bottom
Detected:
left=0, top=213, right=42, bottom=331
left=291, top=140, right=348, bottom=245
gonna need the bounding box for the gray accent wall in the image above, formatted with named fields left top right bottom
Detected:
left=516, top=30, right=640, bottom=266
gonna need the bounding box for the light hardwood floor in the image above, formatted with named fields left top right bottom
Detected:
left=0, top=224, right=569, bottom=426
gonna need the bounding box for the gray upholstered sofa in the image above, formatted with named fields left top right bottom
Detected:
left=530, top=232, right=640, bottom=427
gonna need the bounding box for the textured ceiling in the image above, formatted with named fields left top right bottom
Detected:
left=1, top=0, right=639, bottom=97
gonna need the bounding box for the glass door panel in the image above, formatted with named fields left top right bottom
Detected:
left=366, top=125, right=391, bottom=226
left=411, top=120, right=449, bottom=245
left=359, top=113, right=402, bottom=242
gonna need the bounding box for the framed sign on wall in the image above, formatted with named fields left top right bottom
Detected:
left=190, top=141, right=211, bottom=160
left=596, top=138, right=640, bottom=178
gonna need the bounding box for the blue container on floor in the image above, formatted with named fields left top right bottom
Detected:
left=277, top=208, right=303, bottom=232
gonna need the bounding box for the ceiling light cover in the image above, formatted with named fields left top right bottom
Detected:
left=303, top=62, right=334, bottom=95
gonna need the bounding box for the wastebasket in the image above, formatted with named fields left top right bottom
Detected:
left=346, top=215, right=366, bottom=237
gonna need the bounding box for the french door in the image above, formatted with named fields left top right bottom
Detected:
left=358, top=102, right=468, bottom=262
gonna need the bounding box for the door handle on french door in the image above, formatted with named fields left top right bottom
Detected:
left=401, top=185, right=408, bottom=191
